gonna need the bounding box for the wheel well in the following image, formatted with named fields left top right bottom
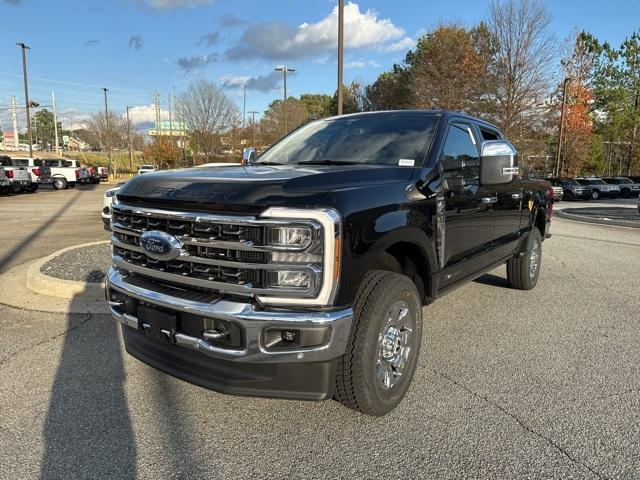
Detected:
left=383, top=242, right=429, bottom=304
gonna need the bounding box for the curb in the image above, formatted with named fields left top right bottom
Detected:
left=556, top=209, right=640, bottom=229
left=26, top=241, right=110, bottom=300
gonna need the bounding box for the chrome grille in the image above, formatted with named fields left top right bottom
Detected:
left=110, top=204, right=321, bottom=298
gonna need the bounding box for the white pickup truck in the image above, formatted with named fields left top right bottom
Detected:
left=40, top=159, right=83, bottom=190
left=0, top=156, right=33, bottom=193
left=10, top=157, right=43, bottom=192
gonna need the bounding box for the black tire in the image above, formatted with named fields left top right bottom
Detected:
left=591, top=189, right=600, bottom=200
left=68, top=182, right=76, bottom=188
left=335, top=271, right=423, bottom=416
left=27, top=184, right=39, bottom=193
left=52, top=177, right=68, bottom=190
left=507, top=228, right=542, bottom=290
left=621, top=188, right=631, bottom=199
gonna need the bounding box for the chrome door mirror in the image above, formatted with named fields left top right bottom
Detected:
left=242, top=147, right=256, bottom=166
left=480, top=141, right=519, bottom=185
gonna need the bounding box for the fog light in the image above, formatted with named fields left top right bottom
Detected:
left=263, top=326, right=331, bottom=350
left=268, top=270, right=310, bottom=289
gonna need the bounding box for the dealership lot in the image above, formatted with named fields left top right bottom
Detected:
left=0, top=188, right=639, bottom=479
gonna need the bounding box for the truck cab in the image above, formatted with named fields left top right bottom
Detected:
left=106, top=111, right=553, bottom=416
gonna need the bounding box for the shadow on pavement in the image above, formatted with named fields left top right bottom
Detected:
left=0, top=190, right=83, bottom=273
left=473, top=272, right=510, bottom=288
left=40, top=275, right=137, bottom=479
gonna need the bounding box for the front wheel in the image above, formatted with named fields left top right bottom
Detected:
left=591, top=190, right=600, bottom=200
left=335, top=271, right=423, bottom=416
left=507, top=228, right=542, bottom=290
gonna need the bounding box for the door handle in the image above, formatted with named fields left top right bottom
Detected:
left=511, top=192, right=523, bottom=200
left=480, top=196, right=498, bottom=204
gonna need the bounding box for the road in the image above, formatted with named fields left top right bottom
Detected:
left=1, top=188, right=639, bottom=479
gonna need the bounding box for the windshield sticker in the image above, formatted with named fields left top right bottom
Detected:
left=398, top=159, right=415, bottom=167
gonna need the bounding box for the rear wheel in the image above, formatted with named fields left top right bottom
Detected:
left=621, top=188, right=631, bottom=198
left=27, top=184, right=39, bottom=193
left=507, top=228, right=542, bottom=290
left=53, top=177, right=68, bottom=190
left=335, top=271, right=423, bottom=416
left=591, top=189, right=600, bottom=200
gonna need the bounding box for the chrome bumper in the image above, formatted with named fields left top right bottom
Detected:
left=107, top=268, right=353, bottom=363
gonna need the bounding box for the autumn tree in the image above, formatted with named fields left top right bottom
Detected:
left=364, top=66, right=412, bottom=111
left=404, top=24, right=496, bottom=113
left=260, top=98, right=309, bottom=144
left=143, top=139, right=181, bottom=170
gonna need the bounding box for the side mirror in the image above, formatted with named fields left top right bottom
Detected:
left=480, top=141, right=519, bottom=185
left=242, top=147, right=256, bottom=166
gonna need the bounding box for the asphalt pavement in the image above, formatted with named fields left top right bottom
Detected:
left=0, top=188, right=639, bottom=479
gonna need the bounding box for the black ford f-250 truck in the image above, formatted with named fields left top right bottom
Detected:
left=107, top=111, right=552, bottom=416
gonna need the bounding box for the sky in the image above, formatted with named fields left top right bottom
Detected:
left=1, top=0, right=639, bottom=132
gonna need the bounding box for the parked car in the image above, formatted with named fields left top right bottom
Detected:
left=97, top=166, right=109, bottom=182
left=40, top=159, right=82, bottom=190
left=102, top=185, right=124, bottom=228
left=547, top=178, right=590, bottom=201
left=10, top=157, right=42, bottom=192
left=601, top=177, right=640, bottom=198
left=0, top=156, right=32, bottom=193
left=542, top=179, right=563, bottom=201
left=86, top=166, right=101, bottom=184
left=138, top=165, right=157, bottom=175
left=0, top=164, right=10, bottom=193
left=107, top=110, right=553, bottom=416
left=574, top=177, right=620, bottom=200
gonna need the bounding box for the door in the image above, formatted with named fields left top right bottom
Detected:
left=439, top=121, right=496, bottom=277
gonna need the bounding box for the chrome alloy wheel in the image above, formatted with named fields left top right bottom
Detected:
left=375, top=300, right=413, bottom=390
left=529, top=239, right=540, bottom=279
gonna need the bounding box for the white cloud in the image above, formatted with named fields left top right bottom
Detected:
left=379, top=37, right=416, bottom=53
left=132, top=0, right=214, bottom=9
left=345, top=60, right=366, bottom=69
left=221, top=71, right=282, bottom=93
left=226, top=2, right=409, bottom=60
left=126, top=104, right=169, bottom=125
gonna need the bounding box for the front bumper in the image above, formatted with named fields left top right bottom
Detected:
left=106, top=268, right=353, bottom=399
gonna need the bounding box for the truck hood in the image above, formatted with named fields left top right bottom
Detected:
left=117, top=164, right=415, bottom=211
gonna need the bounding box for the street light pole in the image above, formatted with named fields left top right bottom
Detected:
left=103, top=87, right=113, bottom=173
left=274, top=66, right=295, bottom=133
left=337, top=0, right=344, bottom=115
left=555, top=77, right=570, bottom=177
left=249, top=110, right=258, bottom=147
left=16, top=42, right=33, bottom=157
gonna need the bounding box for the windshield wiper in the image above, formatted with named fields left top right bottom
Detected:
left=295, top=159, right=360, bottom=165
left=253, top=161, right=286, bottom=165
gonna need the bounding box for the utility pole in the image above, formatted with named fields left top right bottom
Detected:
left=274, top=66, right=295, bottom=133
left=126, top=106, right=133, bottom=171
left=337, top=0, right=344, bottom=115
left=10, top=96, right=19, bottom=150
left=103, top=87, right=113, bottom=174
left=52, top=90, right=60, bottom=155
left=243, top=83, right=247, bottom=128
left=16, top=42, right=33, bottom=157
left=249, top=110, right=258, bottom=147
left=555, top=77, right=570, bottom=177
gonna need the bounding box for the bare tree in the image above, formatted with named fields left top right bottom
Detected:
left=488, top=0, right=557, bottom=137
left=176, top=80, right=238, bottom=156
left=86, top=111, right=128, bottom=173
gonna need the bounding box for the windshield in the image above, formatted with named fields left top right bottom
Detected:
left=141, top=165, right=155, bottom=169
left=255, top=114, right=439, bottom=166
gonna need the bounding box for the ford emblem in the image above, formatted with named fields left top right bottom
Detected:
left=139, top=230, right=182, bottom=261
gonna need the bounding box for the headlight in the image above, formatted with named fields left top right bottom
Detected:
left=258, top=208, right=341, bottom=307
left=267, top=226, right=312, bottom=248
left=105, top=190, right=117, bottom=198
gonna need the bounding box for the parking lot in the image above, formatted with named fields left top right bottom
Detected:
left=0, top=187, right=639, bottom=479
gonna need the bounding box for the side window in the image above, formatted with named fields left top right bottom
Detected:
left=440, top=122, right=479, bottom=163
left=480, top=128, right=500, bottom=141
